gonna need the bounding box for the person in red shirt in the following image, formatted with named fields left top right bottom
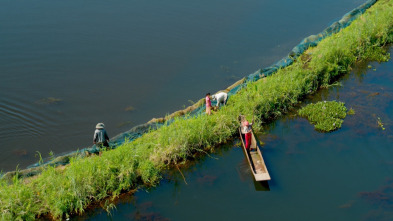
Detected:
left=205, top=93, right=212, bottom=115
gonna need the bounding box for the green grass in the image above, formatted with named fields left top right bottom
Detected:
left=1, top=0, right=393, bottom=219
left=298, top=101, right=347, bottom=132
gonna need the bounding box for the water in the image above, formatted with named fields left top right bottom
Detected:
left=77, top=49, right=393, bottom=220
left=0, top=0, right=363, bottom=171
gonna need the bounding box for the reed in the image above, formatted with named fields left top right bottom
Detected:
left=1, top=0, right=393, bottom=219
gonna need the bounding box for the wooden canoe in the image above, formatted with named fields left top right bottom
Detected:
left=239, top=116, right=271, bottom=181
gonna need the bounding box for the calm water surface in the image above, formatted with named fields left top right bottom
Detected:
left=0, top=0, right=363, bottom=171
left=77, top=49, right=393, bottom=220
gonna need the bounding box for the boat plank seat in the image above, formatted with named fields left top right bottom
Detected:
left=250, top=152, right=266, bottom=174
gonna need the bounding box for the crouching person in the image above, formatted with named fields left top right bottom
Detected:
left=93, top=122, right=110, bottom=156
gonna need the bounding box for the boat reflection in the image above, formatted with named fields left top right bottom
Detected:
left=237, top=158, right=270, bottom=191
left=253, top=180, right=270, bottom=191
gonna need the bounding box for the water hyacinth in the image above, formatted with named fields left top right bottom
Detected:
left=298, top=101, right=348, bottom=132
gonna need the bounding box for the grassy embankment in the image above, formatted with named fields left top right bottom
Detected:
left=1, top=0, right=393, bottom=219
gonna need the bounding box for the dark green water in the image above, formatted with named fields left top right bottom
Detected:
left=0, top=0, right=363, bottom=171
left=76, top=49, right=393, bottom=220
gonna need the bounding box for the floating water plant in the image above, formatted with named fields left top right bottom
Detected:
left=298, top=101, right=347, bottom=132
left=325, top=81, right=343, bottom=88
left=377, top=117, right=385, bottom=130
left=347, top=108, right=356, bottom=115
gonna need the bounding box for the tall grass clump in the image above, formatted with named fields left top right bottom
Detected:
left=0, top=176, right=42, bottom=220
left=1, top=0, right=393, bottom=219
left=298, top=101, right=347, bottom=132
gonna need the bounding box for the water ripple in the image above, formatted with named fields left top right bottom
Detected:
left=0, top=98, right=47, bottom=139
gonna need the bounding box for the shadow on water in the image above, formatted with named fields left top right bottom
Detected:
left=236, top=148, right=271, bottom=191
left=253, top=180, right=270, bottom=191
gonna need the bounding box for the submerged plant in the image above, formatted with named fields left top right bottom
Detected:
left=36, top=97, right=62, bottom=105
left=124, top=106, right=135, bottom=112
left=298, top=101, right=347, bottom=132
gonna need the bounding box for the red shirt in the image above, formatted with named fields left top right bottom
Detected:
left=206, top=96, right=211, bottom=107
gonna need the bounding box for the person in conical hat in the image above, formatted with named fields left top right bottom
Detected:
left=93, top=122, right=110, bottom=156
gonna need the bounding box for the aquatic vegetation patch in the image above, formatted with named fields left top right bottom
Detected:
left=298, top=101, right=347, bottom=132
